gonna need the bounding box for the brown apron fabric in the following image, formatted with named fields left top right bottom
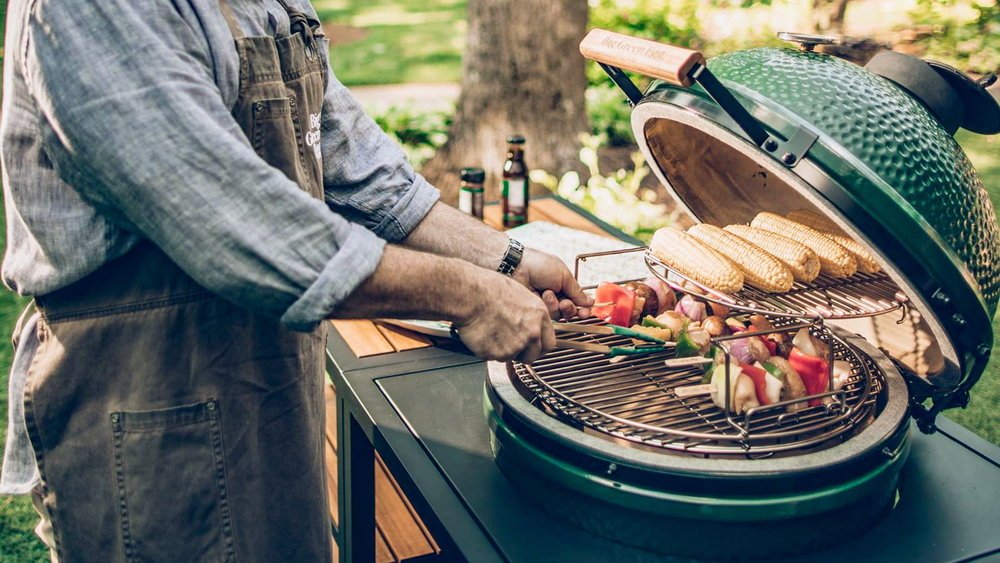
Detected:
left=24, top=1, right=332, bottom=560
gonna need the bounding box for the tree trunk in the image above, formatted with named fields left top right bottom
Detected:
left=811, top=0, right=851, bottom=33
left=421, top=0, right=590, bottom=203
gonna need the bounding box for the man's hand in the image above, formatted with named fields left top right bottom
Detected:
left=454, top=271, right=556, bottom=364
left=513, top=249, right=593, bottom=320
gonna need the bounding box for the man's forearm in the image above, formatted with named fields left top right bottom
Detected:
left=401, top=201, right=509, bottom=270
left=330, top=244, right=486, bottom=322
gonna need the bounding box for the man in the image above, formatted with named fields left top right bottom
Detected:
left=0, top=0, right=591, bottom=560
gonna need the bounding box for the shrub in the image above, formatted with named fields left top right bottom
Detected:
left=531, top=135, right=680, bottom=242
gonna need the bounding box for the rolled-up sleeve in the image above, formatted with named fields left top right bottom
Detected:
left=24, top=0, right=383, bottom=330
left=318, top=73, right=440, bottom=242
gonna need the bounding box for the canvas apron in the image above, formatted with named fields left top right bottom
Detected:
left=24, top=1, right=331, bottom=560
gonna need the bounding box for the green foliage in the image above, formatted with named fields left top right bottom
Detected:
left=910, top=0, right=1000, bottom=74
left=316, top=0, right=466, bottom=86
left=369, top=105, right=451, bottom=168
left=531, top=135, right=680, bottom=242
left=586, top=84, right=636, bottom=146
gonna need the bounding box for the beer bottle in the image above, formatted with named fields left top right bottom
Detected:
left=501, top=134, right=529, bottom=228
left=458, top=167, right=485, bottom=220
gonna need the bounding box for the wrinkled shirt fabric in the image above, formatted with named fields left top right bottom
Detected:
left=0, top=0, right=439, bottom=494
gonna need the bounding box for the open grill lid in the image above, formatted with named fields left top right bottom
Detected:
left=579, top=29, right=1000, bottom=432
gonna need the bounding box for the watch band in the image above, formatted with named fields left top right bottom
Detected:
left=497, top=238, right=524, bottom=277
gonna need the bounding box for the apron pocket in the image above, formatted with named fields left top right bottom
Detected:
left=251, top=97, right=304, bottom=188
left=111, top=399, right=235, bottom=562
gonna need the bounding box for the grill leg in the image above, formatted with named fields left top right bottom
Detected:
left=339, top=398, right=375, bottom=563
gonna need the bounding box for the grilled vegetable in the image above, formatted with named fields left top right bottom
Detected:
left=593, top=282, right=636, bottom=327
left=702, top=316, right=727, bottom=337
left=748, top=314, right=792, bottom=356
left=723, top=224, right=820, bottom=283
left=729, top=335, right=771, bottom=365
left=654, top=311, right=689, bottom=335
left=675, top=325, right=711, bottom=358
left=740, top=363, right=780, bottom=405
left=787, top=209, right=881, bottom=273
left=832, top=360, right=852, bottom=390
left=709, top=363, right=759, bottom=414
left=624, top=281, right=659, bottom=319
left=687, top=224, right=794, bottom=292
left=628, top=324, right=672, bottom=343
left=725, top=317, right=748, bottom=333
left=761, top=357, right=808, bottom=412
left=789, top=348, right=830, bottom=406
left=674, top=294, right=707, bottom=322
left=751, top=212, right=857, bottom=278
left=643, top=277, right=677, bottom=313
left=792, top=327, right=830, bottom=359
left=650, top=227, right=744, bottom=293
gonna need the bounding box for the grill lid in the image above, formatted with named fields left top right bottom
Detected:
left=579, top=29, right=1000, bottom=431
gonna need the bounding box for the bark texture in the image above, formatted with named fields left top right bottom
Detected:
left=421, top=0, right=590, bottom=203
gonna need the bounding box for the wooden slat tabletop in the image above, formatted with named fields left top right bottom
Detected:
left=331, top=197, right=610, bottom=360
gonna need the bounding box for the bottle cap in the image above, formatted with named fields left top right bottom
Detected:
left=460, top=167, right=486, bottom=183
left=506, top=134, right=526, bottom=144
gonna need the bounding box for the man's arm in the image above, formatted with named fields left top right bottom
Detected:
left=332, top=244, right=556, bottom=363
left=401, top=202, right=593, bottom=319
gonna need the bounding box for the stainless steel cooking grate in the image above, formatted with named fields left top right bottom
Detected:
left=644, top=252, right=907, bottom=319
left=511, top=318, right=885, bottom=458
left=572, top=247, right=907, bottom=319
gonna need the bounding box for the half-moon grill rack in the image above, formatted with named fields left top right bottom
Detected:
left=511, top=317, right=885, bottom=457
left=573, top=246, right=908, bottom=319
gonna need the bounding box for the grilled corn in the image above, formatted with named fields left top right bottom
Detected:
left=649, top=227, right=744, bottom=293
left=751, top=212, right=857, bottom=278
left=687, top=224, right=794, bottom=292
left=723, top=224, right=821, bottom=283
left=786, top=209, right=881, bottom=273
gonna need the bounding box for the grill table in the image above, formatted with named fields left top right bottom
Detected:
left=328, top=197, right=1000, bottom=562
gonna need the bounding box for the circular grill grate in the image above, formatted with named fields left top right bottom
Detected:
left=644, top=251, right=908, bottom=319
left=512, top=318, right=885, bottom=458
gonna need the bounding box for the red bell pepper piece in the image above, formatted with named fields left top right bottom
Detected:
left=745, top=326, right=778, bottom=356
left=740, top=363, right=770, bottom=406
left=592, top=282, right=636, bottom=327
left=789, top=348, right=829, bottom=406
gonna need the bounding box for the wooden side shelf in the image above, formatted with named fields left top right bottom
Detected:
left=325, top=384, right=438, bottom=562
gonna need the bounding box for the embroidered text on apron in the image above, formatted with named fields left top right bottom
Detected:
left=23, top=1, right=332, bottom=560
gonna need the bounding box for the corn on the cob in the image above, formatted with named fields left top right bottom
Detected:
left=724, top=224, right=821, bottom=283
left=786, top=209, right=843, bottom=234
left=786, top=209, right=881, bottom=273
left=687, top=224, right=794, bottom=292
left=649, top=227, right=744, bottom=293
left=751, top=212, right=857, bottom=278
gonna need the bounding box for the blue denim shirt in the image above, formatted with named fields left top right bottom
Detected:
left=0, top=0, right=439, bottom=493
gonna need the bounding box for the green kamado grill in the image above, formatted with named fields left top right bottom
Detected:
left=485, top=29, right=1000, bottom=559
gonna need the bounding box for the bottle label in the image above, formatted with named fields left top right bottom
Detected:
left=503, top=179, right=526, bottom=207
left=459, top=188, right=473, bottom=214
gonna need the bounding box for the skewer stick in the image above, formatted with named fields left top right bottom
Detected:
left=674, top=383, right=715, bottom=398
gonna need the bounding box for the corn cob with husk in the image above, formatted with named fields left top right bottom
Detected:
left=649, top=227, right=744, bottom=293
left=751, top=212, right=857, bottom=278
left=687, top=224, right=794, bottom=292
left=723, top=224, right=821, bottom=283
left=786, top=209, right=881, bottom=273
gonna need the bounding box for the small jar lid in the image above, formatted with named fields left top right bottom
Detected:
left=506, top=134, right=526, bottom=144
left=460, top=167, right=486, bottom=183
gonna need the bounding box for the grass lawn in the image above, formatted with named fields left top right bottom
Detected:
left=314, top=0, right=466, bottom=86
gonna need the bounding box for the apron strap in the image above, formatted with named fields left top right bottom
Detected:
left=218, top=0, right=247, bottom=41
left=274, top=0, right=323, bottom=39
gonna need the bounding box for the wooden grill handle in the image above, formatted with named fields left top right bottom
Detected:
left=579, top=28, right=705, bottom=88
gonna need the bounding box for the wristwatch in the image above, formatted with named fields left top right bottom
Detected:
left=497, top=238, right=524, bottom=277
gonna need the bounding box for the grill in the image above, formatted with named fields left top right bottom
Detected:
left=512, top=317, right=884, bottom=457
left=482, top=26, right=997, bottom=560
